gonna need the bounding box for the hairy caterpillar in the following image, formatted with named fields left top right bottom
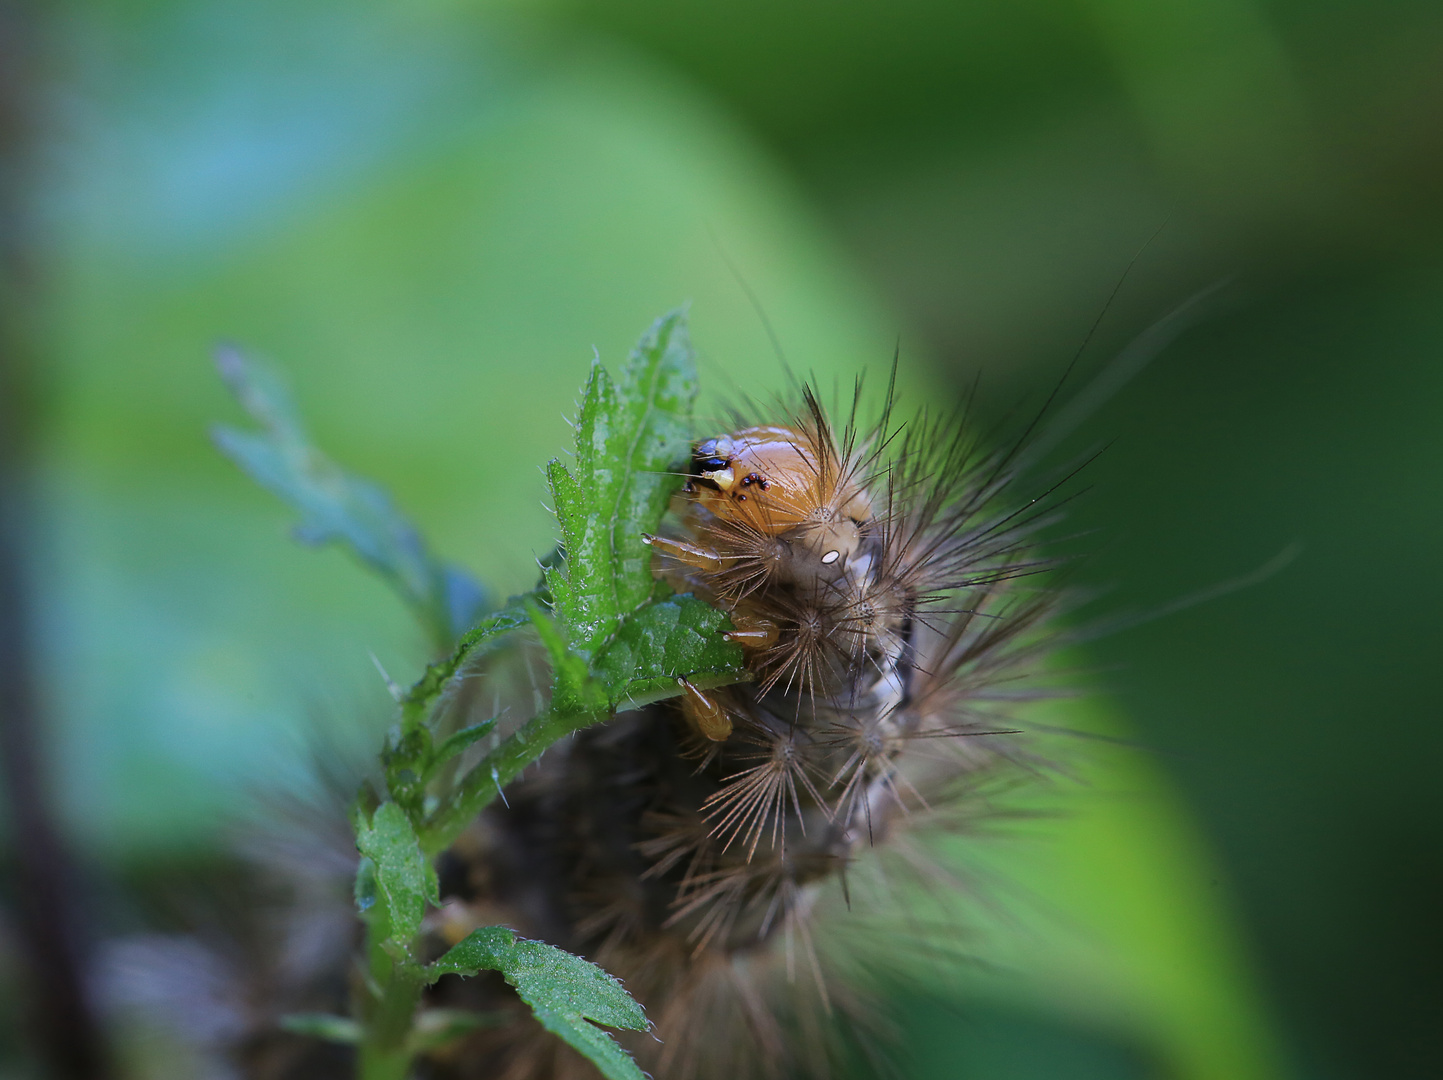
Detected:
left=424, top=378, right=1063, bottom=1079
left=100, top=350, right=1070, bottom=1080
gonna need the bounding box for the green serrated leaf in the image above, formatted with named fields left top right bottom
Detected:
left=212, top=346, right=486, bottom=649
left=527, top=597, right=599, bottom=710
left=593, top=593, right=746, bottom=709
left=428, top=926, right=647, bottom=1080
left=546, top=310, right=697, bottom=653
left=416, top=317, right=747, bottom=854
left=355, top=802, right=438, bottom=946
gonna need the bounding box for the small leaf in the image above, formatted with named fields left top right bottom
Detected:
left=428, top=926, right=647, bottom=1080
left=280, top=1014, right=362, bottom=1044
left=212, top=346, right=486, bottom=649
left=405, top=1008, right=503, bottom=1054
left=423, top=719, right=498, bottom=780
left=545, top=310, right=697, bottom=653
left=355, top=802, right=437, bottom=946
left=593, top=593, right=746, bottom=709
left=402, top=594, right=536, bottom=717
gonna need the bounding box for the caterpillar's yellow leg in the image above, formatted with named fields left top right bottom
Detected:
left=642, top=533, right=723, bottom=573
left=678, top=678, right=732, bottom=742
left=723, top=609, right=779, bottom=650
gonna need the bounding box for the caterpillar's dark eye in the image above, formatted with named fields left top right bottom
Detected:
left=694, top=456, right=729, bottom=473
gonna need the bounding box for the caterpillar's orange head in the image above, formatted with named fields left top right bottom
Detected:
left=688, top=425, right=874, bottom=572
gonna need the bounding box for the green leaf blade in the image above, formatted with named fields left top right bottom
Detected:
left=428, top=926, right=647, bottom=1080
left=594, top=593, right=746, bottom=709
left=610, top=310, right=698, bottom=616
left=530, top=1005, right=646, bottom=1080
left=547, top=310, right=697, bottom=653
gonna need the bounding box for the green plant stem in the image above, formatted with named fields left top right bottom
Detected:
left=359, top=1039, right=414, bottom=1080
left=359, top=921, right=426, bottom=1080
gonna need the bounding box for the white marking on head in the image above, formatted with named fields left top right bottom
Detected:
left=821, top=550, right=840, bottom=565
left=703, top=466, right=736, bottom=492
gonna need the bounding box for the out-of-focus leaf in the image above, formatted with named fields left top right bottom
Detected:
left=212, top=346, right=486, bottom=649
left=405, top=1009, right=504, bottom=1054
left=428, top=925, right=647, bottom=1080
left=280, top=1014, right=362, bottom=1044
left=593, top=592, right=745, bottom=708
left=355, top=802, right=438, bottom=947
left=544, top=310, right=697, bottom=653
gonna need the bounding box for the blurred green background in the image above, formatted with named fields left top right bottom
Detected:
left=1, top=0, right=1439, bottom=1077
